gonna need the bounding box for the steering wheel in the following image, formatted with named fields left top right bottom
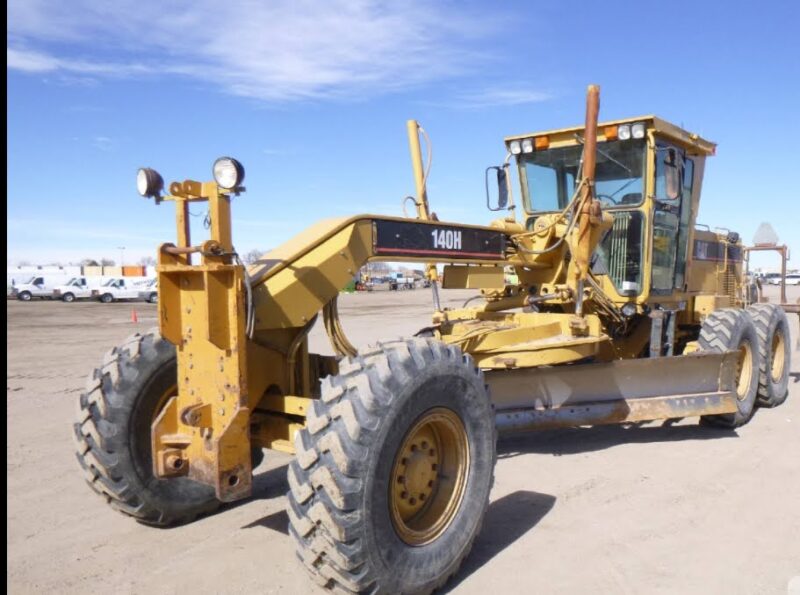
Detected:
left=595, top=193, right=620, bottom=206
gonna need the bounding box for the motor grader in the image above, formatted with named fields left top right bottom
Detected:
left=74, top=86, right=791, bottom=594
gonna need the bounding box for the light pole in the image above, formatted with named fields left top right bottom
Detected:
left=117, top=246, right=126, bottom=267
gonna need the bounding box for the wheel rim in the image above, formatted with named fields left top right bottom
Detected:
left=735, top=341, right=754, bottom=400
left=157, top=384, right=177, bottom=416
left=770, top=328, right=786, bottom=383
left=390, top=407, right=469, bottom=546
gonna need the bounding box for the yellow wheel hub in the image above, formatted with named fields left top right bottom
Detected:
left=390, top=408, right=469, bottom=546
left=770, top=329, right=786, bottom=383
left=735, top=342, right=753, bottom=400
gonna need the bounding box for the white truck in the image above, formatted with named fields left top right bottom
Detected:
left=94, top=278, right=153, bottom=303
left=51, top=277, right=107, bottom=302
left=137, top=278, right=159, bottom=303
left=11, top=274, right=69, bottom=301
left=389, top=272, right=417, bottom=290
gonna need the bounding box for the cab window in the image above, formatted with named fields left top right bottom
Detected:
left=651, top=145, right=692, bottom=293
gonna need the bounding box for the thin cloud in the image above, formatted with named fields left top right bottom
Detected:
left=423, top=86, right=552, bottom=109
left=7, top=218, right=168, bottom=244
left=92, top=136, right=115, bottom=151
left=7, top=0, right=503, bottom=102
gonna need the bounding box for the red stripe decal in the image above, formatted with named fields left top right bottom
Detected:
left=375, top=247, right=502, bottom=258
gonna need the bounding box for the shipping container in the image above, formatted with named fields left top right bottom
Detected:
left=83, top=266, right=104, bottom=277
left=122, top=265, right=145, bottom=277
left=103, top=266, right=123, bottom=277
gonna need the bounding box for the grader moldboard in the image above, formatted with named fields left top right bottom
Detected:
left=75, top=86, right=791, bottom=594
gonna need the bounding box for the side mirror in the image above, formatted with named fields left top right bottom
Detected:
left=485, top=165, right=510, bottom=211
left=497, top=168, right=509, bottom=209
left=663, top=148, right=682, bottom=201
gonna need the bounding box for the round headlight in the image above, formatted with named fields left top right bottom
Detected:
left=213, top=157, right=245, bottom=189
left=509, top=140, right=522, bottom=155
left=521, top=138, right=534, bottom=153
left=631, top=122, right=646, bottom=139
left=618, top=125, right=631, bottom=141
left=621, top=302, right=637, bottom=317
left=137, top=168, right=164, bottom=197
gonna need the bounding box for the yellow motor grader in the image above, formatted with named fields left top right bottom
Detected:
left=74, top=86, right=791, bottom=593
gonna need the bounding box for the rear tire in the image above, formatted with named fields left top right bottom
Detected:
left=73, top=329, right=219, bottom=525
left=747, top=304, right=791, bottom=407
left=148, top=293, right=158, bottom=304
left=698, top=309, right=761, bottom=428
left=287, top=337, right=496, bottom=594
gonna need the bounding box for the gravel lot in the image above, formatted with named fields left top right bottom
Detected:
left=7, top=287, right=800, bottom=594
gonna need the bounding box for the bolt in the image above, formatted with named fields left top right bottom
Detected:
left=397, top=475, right=404, bottom=483
left=410, top=444, right=418, bottom=452
left=429, top=449, right=435, bottom=457
left=409, top=497, right=417, bottom=506
left=166, top=454, right=183, bottom=470
left=419, top=493, right=426, bottom=501
left=218, top=407, right=225, bottom=416
left=427, top=480, right=434, bottom=488
left=400, top=491, right=408, bottom=499
left=401, top=457, right=408, bottom=465
left=432, top=463, right=438, bottom=471
left=421, top=441, right=428, bottom=449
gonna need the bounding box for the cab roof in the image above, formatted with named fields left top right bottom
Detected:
left=504, top=115, right=716, bottom=156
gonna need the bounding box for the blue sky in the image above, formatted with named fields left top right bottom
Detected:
left=7, top=0, right=799, bottom=269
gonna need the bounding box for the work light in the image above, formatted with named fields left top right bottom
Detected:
left=509, top=140, right=522, bottom=155
left=213, top=157, right=245, bottom=189
left=618, top=124, right=631, bottom=141
left=137, top=168, right=164, bottom=198
left=631, top=122, right=646, bottom=139
left=521, top=138, right=534, bottom=153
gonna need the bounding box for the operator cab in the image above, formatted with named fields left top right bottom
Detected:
left=505, top=116, right=716, bottom=300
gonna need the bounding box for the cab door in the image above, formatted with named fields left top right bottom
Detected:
left=651, top=145, right=693, bottom=294
left=32, top=277, right=47, bottom=296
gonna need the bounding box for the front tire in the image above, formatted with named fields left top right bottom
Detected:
left=18, top=291, right=32, bottom=301
left=287, top=338, right=496, bottom=594
left=699, top=309, right=761, bottom=428
left=99, top=293, right=114, bottom=303
left=73, top=329, right=219, bottom=525
left=63, top=292, right=75, bottom=303
left=747, top=304, right=791, bottom=407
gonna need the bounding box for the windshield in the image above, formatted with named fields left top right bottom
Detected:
left=23, top=276, right=36, bottom=285
left=521, top=139, right=646, bottom=212
left=66, top=278, right=79, bottom=286
left=102, top=279, right=117, bottom=287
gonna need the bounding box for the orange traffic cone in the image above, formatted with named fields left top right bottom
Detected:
left=131, top=308, right=138, bottom=323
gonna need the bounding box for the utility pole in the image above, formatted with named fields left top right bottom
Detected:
left=117, top=246, right=126, bottom=267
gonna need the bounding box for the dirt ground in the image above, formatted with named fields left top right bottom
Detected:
left=7, top=287, right=800, bottom=594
